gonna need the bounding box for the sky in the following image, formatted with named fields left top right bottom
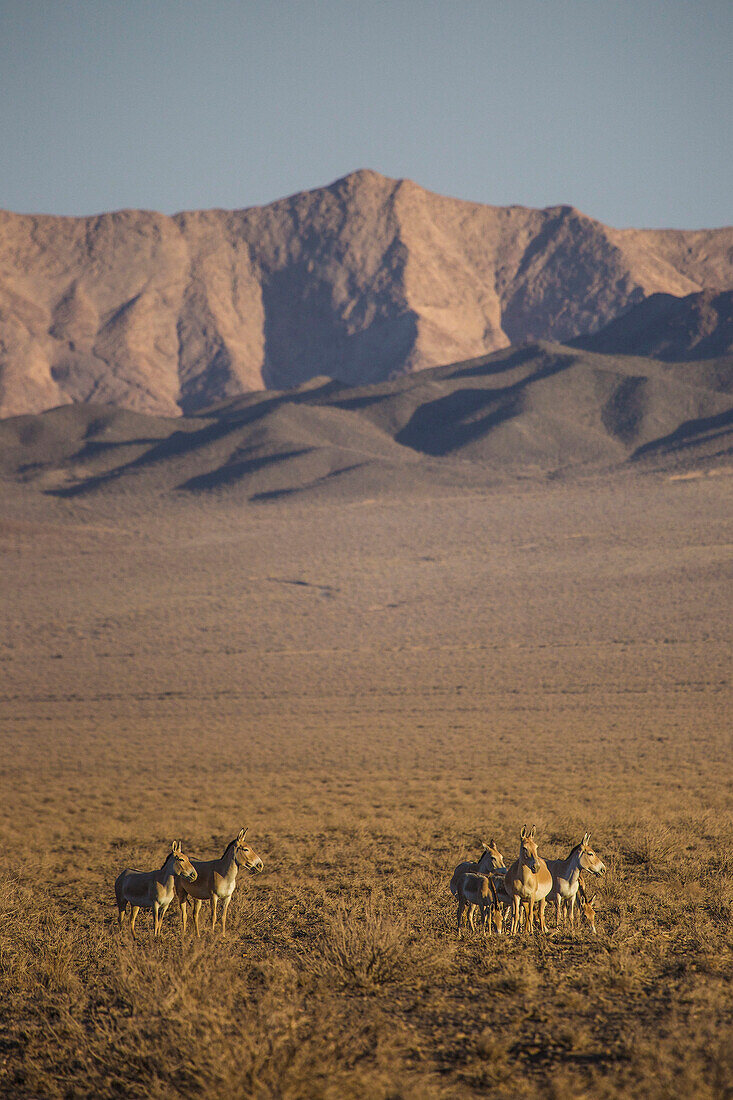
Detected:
left=0, top=1, right=730, bottom=228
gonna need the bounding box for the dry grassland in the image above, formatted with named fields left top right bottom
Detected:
left=1, top=468, right=732, bottom=1098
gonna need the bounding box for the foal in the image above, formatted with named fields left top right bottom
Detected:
left=456, top=873, right=502, bottom=937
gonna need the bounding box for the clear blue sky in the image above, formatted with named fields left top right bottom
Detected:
left=0, top=0, right=730, bottom=227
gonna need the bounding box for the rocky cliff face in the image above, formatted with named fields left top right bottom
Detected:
left=1, top=169, right=731, bottom=417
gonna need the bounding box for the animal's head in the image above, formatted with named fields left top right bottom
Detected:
left=519, top=825, right=539, bottom=872
left=233, top=828, right=264, bottom=874
left=578, top=832, right=606, bottom=876
left=478, top=838, right=505, bottom=873
left=580, top=892, right=598, bottom=934
left=491, top=901, right=504, bottom=935
left=171, top=840, right=197, bottom=882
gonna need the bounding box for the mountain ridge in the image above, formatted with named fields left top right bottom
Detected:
left=2, top=342, right=730, bottom=502
left=1, top=169, right=732, bottom=418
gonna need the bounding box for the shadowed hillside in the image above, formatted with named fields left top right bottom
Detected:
left=1, top=170, right=732, bottom=418
left=1, top=344, right=730, bottom=501
left=573, top=289, right=733, bottom=361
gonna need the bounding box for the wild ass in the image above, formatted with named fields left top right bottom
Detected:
left=176, top=827, right=264, bottom=937
left=115, top=840, right=197, bottom=937
left=456, top=873, right=503, bottom=937
left=450, top=839, right=506, bottom=934
left=504, top=826, right=553, bottom=935
left=546, top=832, right=606, bottom=929
left=449, top=839, right=505, bottom=898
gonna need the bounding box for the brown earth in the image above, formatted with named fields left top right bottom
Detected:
left=1, top=168, right=732, bottom=418
left=1, top=398, right=732, bottom=1095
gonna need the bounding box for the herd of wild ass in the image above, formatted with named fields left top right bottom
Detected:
left=450, top=827, right=605, bottom=937
left=114, top=825, right=604, bottom=938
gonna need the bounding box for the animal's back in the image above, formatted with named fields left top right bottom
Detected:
left=450, top=860, right=478, bottom=897
left=459, top=872, right=492, bottom=901
left=116, top=868, right=156, bottom=908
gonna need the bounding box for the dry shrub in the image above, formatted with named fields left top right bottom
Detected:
left=622, top=823, right=677, bottom=870
left=314, top=891, right=409, bottom=989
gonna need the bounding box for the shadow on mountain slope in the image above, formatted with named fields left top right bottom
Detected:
left=1, top=344, right=731, bottom=502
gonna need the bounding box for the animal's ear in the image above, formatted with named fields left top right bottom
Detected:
left=482, top=840, right=490, bottom=850
left=171, top=840, right=180, bottom=853
left=590, top=894, right=597, bottom=905
left=490, top=838, right=495, bottom=849
left=521, top=825, right=527, bottom=839
left=238, top=827, right=248, bottom=842
left=529, top=825, right=536, bottom=838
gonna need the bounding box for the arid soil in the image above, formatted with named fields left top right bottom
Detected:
left=2, top=168, right=732, bottom=417
left=1, top=456, right=731, bottom=1096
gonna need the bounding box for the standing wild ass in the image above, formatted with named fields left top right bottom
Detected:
left=450, top=839, right=506, bottom=934
left=115, top=840, right=198, bottom=937
left=449, top=839, right=505, bottom=898
left=456, top=872, right=503, bottom=937
left=504, top=826, right=553, bottom=935
left=176, top=828, right=264, bottom=937
left=546, top=832, right=606, bottom=928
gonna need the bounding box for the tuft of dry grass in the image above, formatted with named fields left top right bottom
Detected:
left=314, top=891, right=410, bottom=988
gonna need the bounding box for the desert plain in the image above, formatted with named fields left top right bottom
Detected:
left=1, top=397, right=731, bottom=1098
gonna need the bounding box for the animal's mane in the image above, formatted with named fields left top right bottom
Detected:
left=566, top=841, right=584, bottom=860
left=159, top=850, right=176, bottom=870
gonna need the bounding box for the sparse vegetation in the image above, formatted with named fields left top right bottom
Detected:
left=1, top=464, right=731, bottom=1096
left=1, top=804, right=732, bottom=1098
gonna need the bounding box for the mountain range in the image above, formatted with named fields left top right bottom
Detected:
left=2, top=341, right=730, bottom=502
left=1, top=169, right=732, bottom=419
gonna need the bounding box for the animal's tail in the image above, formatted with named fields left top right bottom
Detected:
left=114, top=871, right=127, bottom=913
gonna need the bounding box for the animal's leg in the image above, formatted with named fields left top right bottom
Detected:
left=153, top=901, right=161, bottom=936
left=210, top=894, right=219, bottom=933
left=510, top=895, right=520, bottom=936
left=193, top=898, right=203, bottom=938
left=526, top=899, right=534, bottom=934
left=556, top=896, right=562, bottom=928
left=568, top=894, right=576, bottom=928
left=457, top=898, right=466, bottom=937
left=117, top=903, right=126, bottom=931
left=221, top=895, right=232, bottom=936
left=180, top=897, right=188, bottom=934
left=130, top=906, right=140, bottom=938
left=467, top=904, right=476, bottom=934
left=538, top=897, right=547, bottom=934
